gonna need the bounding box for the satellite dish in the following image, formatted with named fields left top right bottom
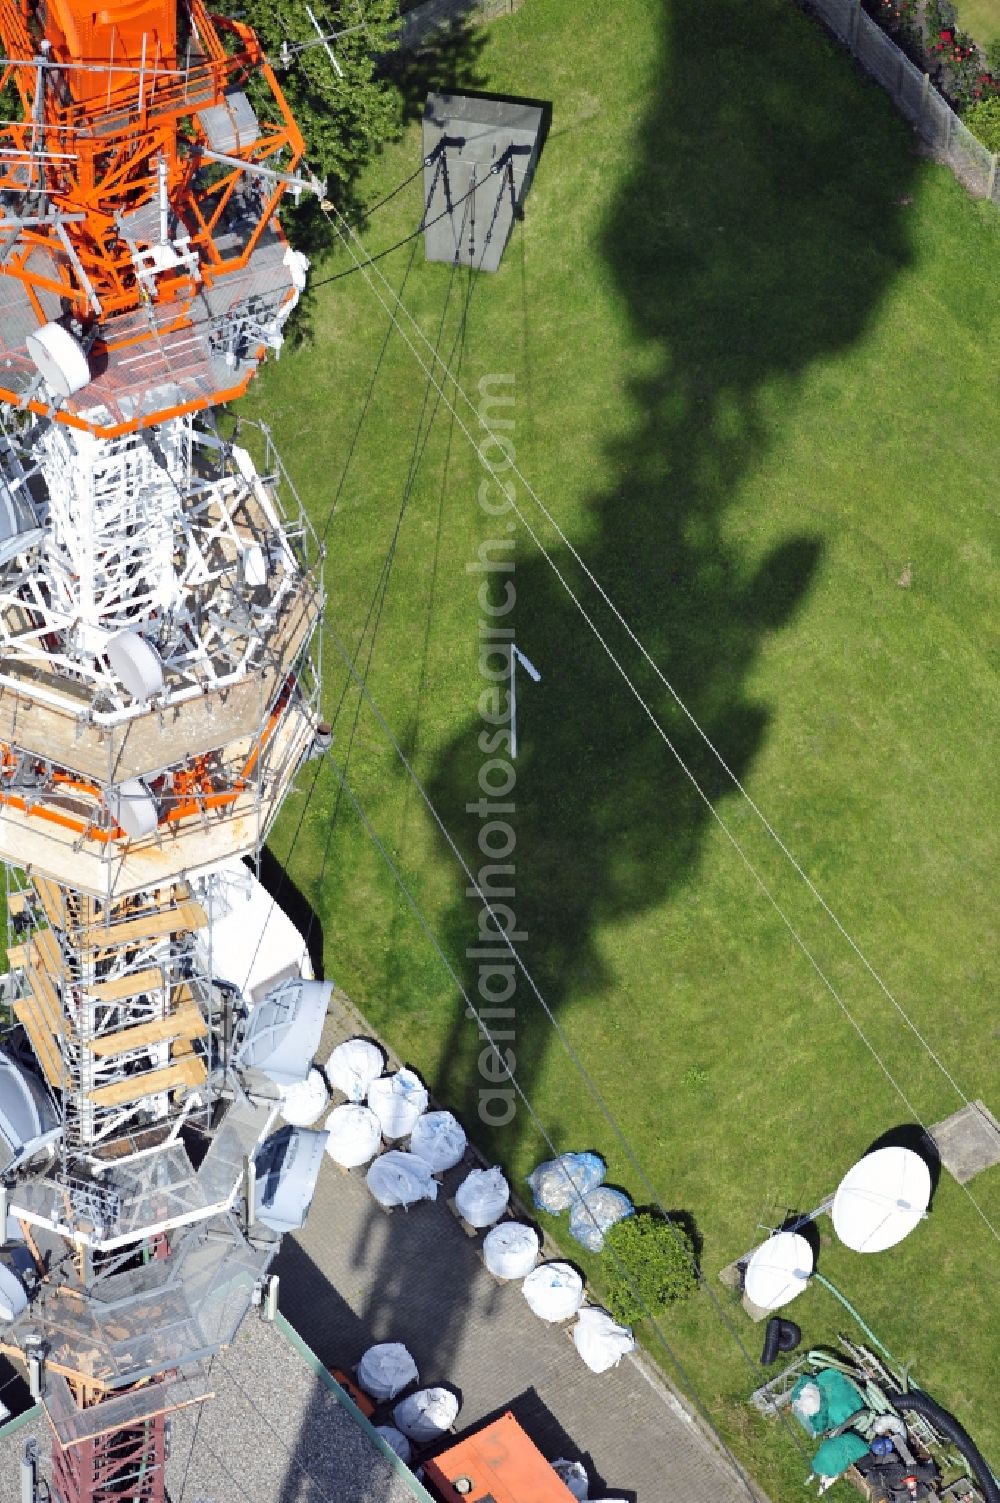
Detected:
left=25, top=322, right=91, bottom=398
left=253, top=1125, right=328, bottom=1232
left=106, top=779, right=158, bottom=839
left=106, top=630, right=164, bottom=701
left=0, top=1049, right=59, bottom=1175
left=234, top=978, right=331, bottom=1087
left=240, top=543, right=268, bottom=588
left=744, top=1232, right=814, bottom=1310
left=0, top=478, right=44, bottom=567
left=832, top=1146, right=931, bottom=1253
left=0, top=1264, right=27, bottom=1322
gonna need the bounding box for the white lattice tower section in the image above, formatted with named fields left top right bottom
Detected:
left=0, top=416, right=306, bottom=717
left=37, top=421, right=184, bottom=635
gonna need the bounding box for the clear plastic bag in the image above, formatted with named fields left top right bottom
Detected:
left=280, top=1067, right=329, bottom=1127
left=366, top=1150, right=437, bottom=1208
left=372, top=1424, right=412, bottom=1460
left=572, top=1307, right=635, bottom=1373
left=567, top=1186, right=634, bottom=1253
left=324, top=1104, right=382, bottom=1167
left=522, top=1261, right=584, bottom=1322
left=409, top=1110, right=467, bottom=1172
left=527, top=1152, right=605, bottom=1214
left=393, top=1386, right=459, bottom=1443
left=367, top=1069, right=428, bottom=1138
left=551, top=1458, right=589, bottom=1498
left=482, top=1222, right=539, bottom=1280
left=375, top=1426, right=412, bottom=1464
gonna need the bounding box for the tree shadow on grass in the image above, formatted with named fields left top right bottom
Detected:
left=422, top=0, right=919, bottom=1180
left=382, top=18, right=490, bottom=127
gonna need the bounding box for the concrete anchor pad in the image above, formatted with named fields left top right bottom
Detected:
left=422, top=92, right=546, bottom=271
left=931, top=1100, right=1000, bottom=1185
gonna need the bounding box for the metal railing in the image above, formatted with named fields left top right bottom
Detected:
left=806, top=0, right=1000, bottom=204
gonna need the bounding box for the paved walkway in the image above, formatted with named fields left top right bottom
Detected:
left=275, top=993, right=762, bottom=1503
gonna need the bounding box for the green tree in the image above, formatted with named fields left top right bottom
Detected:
left=964, top=96, right=1000, bottom=152
left=603, top=1213, right=699, bottom=1327
left=244, top=0, right=403, bottom=198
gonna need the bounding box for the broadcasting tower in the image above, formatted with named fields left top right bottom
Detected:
left=0, top=0, right=331, bottom=1497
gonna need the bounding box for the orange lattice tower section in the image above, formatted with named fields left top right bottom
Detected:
left=0, top=0, right=313, bottom=436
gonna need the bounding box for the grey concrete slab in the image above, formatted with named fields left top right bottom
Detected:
left=423, top=92, right=544, bottom=271
left=931, top=1100, right=1000, bottom=1185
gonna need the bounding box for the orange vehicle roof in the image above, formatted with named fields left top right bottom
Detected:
left=423, top=1413, right=577, bottom=1503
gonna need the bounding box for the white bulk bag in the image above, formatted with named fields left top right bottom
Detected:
left=375, top=1425, right=412, bottom=1464
left=366, top=1150, right=438, bottom=1209
left=326, top=1039, right=384, bottom=1103
left=552, top=1458, right=589, bottom=1498
left=357, top=1342, right=418, bottom=1401
left=522, top=1262, right=584, bottom=1323
left=393, top=1386, right=459, bottom=1443
left=482, top=1222, right=539, bottom=1280
left=572, top=1307, right=635, bottom=1373
left=280, top=1068, right=329, bottom=1127
left=409, top=1110, right=467, bottom=1172
left=324, top=1104, right=382, bottom=1168
left=454, top=1166, right=509, bottom=1229
left=368, top=1069, right=428, bottom=1139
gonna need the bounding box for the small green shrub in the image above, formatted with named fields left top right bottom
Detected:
left=603, top=1213, right=699, bottom=1326
left=964, top=96, right=1000, bottom=151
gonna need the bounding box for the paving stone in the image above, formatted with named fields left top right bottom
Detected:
left=931, top=1100, right=1000, bottom=1185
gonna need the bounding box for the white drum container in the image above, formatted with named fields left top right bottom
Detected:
left=280, top=1068, right=329, bottom=1127
left=367, top=1069, right=428, bottom=1139
left=324, top=1104, right=382, bottom=1168
left=482, top=1223, right=539, bottom=1281
left=522, top=1262, right=584, bottom=1323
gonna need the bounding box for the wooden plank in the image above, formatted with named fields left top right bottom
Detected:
left=90, top=967, right=164, bottom=1003
left=77, top=898, right=208, bottom=953
left=87, top=1055, right=206, bottom=1108
left=8, top=933, right=70, bottom=1040
left=87, top=1002, right=207, bottom=1058
left=24, top=964, right=62, bottom=1034
left=31, top=925, right=63, bottom=976
left=7, top=892, right=27, bottom=916
left=13, top=999, right=62, bottom=1088
left=31, top=877, right=65, bottom=928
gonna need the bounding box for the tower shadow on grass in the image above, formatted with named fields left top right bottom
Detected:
left=274, top=0, right=922, bottom=1495
left=422, top=0, right=919, bottom=1175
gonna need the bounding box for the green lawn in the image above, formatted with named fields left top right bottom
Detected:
left=956, top=0, right=999, bottom=50
left=239, top=0, right=1000, bottom=1495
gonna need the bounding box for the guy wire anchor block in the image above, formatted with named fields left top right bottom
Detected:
left=422, top=92, right=547, bottom=271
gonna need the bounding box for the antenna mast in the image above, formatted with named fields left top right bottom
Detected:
left=0, top=0, right=329, bottom=1496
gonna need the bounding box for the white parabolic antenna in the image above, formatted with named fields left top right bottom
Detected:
left=107, top=630, right=165, bottom=702
left=832, top=1146, right=931, bottom=1253
left=25, top=322, right=91, bottom=398
left=744, top=1231, right=814, bottom=1310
